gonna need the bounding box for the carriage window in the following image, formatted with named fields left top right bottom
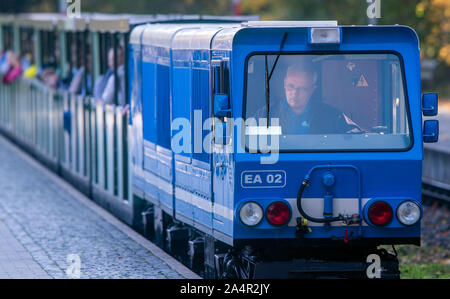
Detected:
left=244, top=53, right=411, bottom=151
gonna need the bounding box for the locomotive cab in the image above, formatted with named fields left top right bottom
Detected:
left=210, top=22, right=435, bottom=278
left=129, top=20, right=437, bottom=278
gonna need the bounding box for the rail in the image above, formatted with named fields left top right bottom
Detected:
left=423, top=145, right=450, bottom=203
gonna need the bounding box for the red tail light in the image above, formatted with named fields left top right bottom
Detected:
left=368, top=201, right=393, bottom=226
left=266, top=202, right=290, bottom=226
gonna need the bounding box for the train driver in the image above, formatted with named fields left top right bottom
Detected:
left=255, top=60, right=362, bottom=135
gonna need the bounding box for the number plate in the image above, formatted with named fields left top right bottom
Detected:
left=241, top=170, right=286, bottom=188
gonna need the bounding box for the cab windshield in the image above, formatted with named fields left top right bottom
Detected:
left=244, top=53, right=411, bottom=151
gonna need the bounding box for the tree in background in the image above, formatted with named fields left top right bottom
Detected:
left=240, top=0, right=449, bottom=94
left=239, top=0, right=447, bottom=59
left=1, top=0, right=448, bottom=95
left=0, top=0, right=58, bottom=13
left=415, top=0, right=450, bottom=63
left=414, top=0, right=450, bottom=94
left=79, top=0, right=232, bottom=15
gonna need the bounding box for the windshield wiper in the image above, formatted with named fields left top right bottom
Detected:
left=265, top=55, right=270, bottom=128
left=265, top=32, right=288, bottom=128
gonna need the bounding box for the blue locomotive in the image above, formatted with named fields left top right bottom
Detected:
left=0, top=14, right=439, bottom=279
left=129, top=20, right=439, bottom=278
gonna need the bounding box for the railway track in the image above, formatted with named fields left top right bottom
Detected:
left=423, top=140, right=450, bottom=205
left=422, top=182, right=450, bottom=205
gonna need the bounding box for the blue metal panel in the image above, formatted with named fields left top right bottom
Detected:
left=156, top=64, right=171, bottom=150
left=131, top=23, right=424, bottom=246
left=158, top=179, right=173, bottom=210
left=142, top=58, right=158, bottom=187
left=141, top=56, right=156, bottom=144
left=209, top=51, right=234, bottom=241
left=157, top=145, right=172, bottom=181
left=231, top=25, right=422, bottom=156
left=233, top=159, right=422, bottom=240
left=140, top=25, right=183, bottom=211
left=228, top=25, right=423, bottom=242
left=128, top=45, right=134, bottom=121
left=172, top=66, right=192, bottom=160
left=175, top=161, right=194, bottom=223
left=129, top=26, right=146, bottom=193
left=143, top=169, right=159, bottom=202
left=172, top=33, right=194, bottom=225
left=171, top=28, right=230, bottom=234
left=191, top=59, right=211, bottom=164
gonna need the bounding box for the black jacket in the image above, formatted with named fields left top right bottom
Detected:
left=253, top=97, right=361, bottom=134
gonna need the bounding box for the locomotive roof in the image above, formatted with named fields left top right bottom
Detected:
left=133, top=20, right=342, bottom=51
left=129, top=24, right=147, bottom=45
left=141, top=24, right=197, bottom=48
left=244, top=20, right=338, bottom=27
left=88, top=14, right=253, bottom=33
left=138, top=23, right=242, bottom=49
left=131, top=21, right=420, bottom=54
left=130, top=15, right=259, bottom=48
left=172, top=25, right=241, bottom=50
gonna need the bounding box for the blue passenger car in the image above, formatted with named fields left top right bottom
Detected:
left=129, top=21, right=439, bottom=278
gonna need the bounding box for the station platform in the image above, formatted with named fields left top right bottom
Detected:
left=0, top=135, right=199, bottom=279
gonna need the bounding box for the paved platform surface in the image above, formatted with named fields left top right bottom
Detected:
left=0, top=221, right=50, bottom=278
left=0, top=135, right=199, bottom=279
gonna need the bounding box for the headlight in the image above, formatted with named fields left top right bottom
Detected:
left=239, top=202, right=263, bottom=226
left=397, top=201, right=421, bottom=226
left=308, top=27, right=341, bottom=44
